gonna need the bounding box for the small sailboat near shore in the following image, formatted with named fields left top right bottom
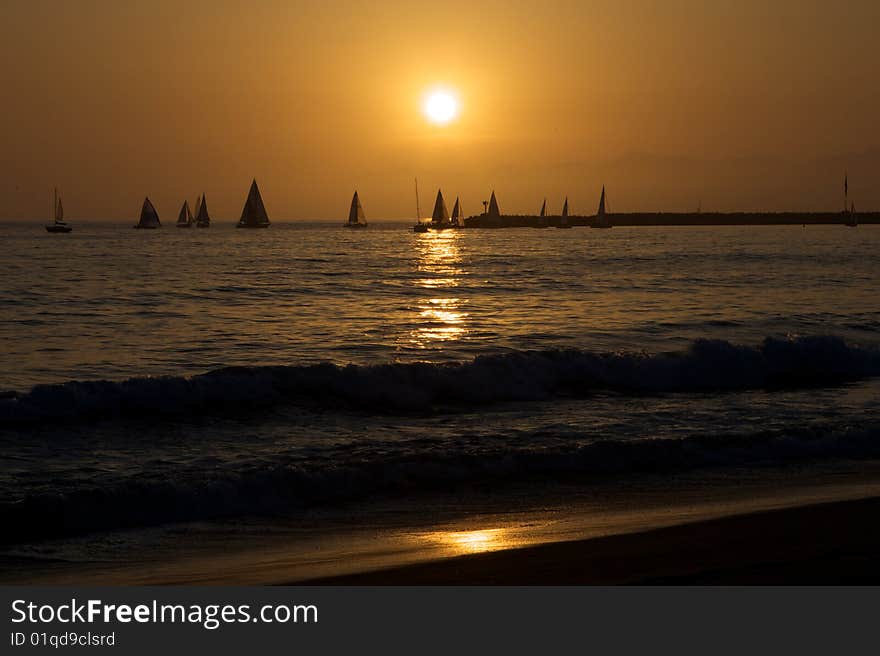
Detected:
left=413, top=178, right=429, bottom=232
left=557, top=196, right=572, bottom=228
left=450, top=196, right=463, bottom=228
left=195, top=194, right=211, bottom=228
left=430, top=189, right=453, bottom=230
left=45, top=188, right=71, bottom=233
left=843, top=175, right=857, bottom=227
left=345, top=191, right=367, bottom=228
left=237, top=179, right=270, bottom=228
left=176, top=200, right=193, bottom=228
left=134, top=197, right=161, bottom=229
left=532, top=198, right=550, bottom=228
left=593, top=186, right=611, bottom=228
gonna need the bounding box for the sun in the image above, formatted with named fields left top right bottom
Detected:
left=423, top=89, right=460, bottom=125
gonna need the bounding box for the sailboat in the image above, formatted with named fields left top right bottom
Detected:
left=413, top=178, right=429, bottom=233
left=487, top=191, right=501, bottom=219
left=846, top=202, right=858, bottom=227
left=451, top=197, right=463, bottom=228
left=593, top=186, right=611, bottom=228
left=536, top=198, right=549, bottom=228
left=345, top=191, right=367, bottom=228
left=195, top=194, right=211, bottom=228
left=557, top=196, right=572, bottom=228
left=176, top=200, right=193, bottom=228
left=45, top=188, right=71, bottom=233
left=134, top=197, right=161, bottom=229
left=237, top=179, right=270, bottom=228
left=431, top=189, right=451, bottom=230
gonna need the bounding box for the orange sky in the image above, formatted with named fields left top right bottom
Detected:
left=2, top=0, right=878, bottom=220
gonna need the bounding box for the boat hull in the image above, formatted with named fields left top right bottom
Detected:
left=133, top=225, right=160, bottom=229
left=344, top=223, right=368, bottom=229
left=45, top=225, right=72, bottom=233
left=236, top=223, right=270, bottom=229
left=176, top=223, right=193, bottom=228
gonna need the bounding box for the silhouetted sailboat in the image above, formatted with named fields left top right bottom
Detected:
left=451, top=197, right=463, bottom=227
left=413, top=178, right=428, bottom=233
left=593, top=186, right=611, bottom=228
left=345, top=191, right=367, bottom=228
left=432, top=189, right=449, bottom=225
left=134, top=197, right=161, bottom=229
left=557, top=196, right=571, bottom=228
left=195, top=194, right=211, bottom=228
left=237, top=179, right=270, bottom=228
left=176, top=200, right=193, bottom=228
left=536, top=198, right=549, bottom=228
left=45, top=188, right=71, bottom=233
left=844, top=175, right=857, bottom=227
left=487, top=191, right=501, bottom=218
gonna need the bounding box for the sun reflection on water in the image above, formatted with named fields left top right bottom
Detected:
left=406, top=231, right=469, bottom=347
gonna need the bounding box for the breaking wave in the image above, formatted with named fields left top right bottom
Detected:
left=2, top=420, right=879, bottom=545
left=2, top=335, right=879, bottom=427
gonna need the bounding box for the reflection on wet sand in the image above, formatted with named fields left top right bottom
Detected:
left=430, top=528, right=512, bottom=554
left=405, top=231, right=469, bottom=347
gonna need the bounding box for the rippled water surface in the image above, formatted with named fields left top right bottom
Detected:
left=2, top=222, right=878, bottom=389
left=1, top=221, right=879, bottom=549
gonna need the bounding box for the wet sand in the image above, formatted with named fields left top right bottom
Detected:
left=306, top=496, right=880, bottom=585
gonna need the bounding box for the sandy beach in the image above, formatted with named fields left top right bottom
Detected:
left=306, top=495, right=880, bottom=585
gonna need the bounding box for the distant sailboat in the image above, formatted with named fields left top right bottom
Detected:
left=176, top=200, right=193, bottom=228
left=846, top=202, right=858, bottom=227
left=134, top=197, right=161, bottom=229
left=487, top=191, right=501, bottom=218
left=536, top=198, right=549, bottom=228
left=345, top=191, right=367, bottom=228
left=195, top=194, right=211, bottom=228
left=557, top=196, right=572, bottom=228
left=237, top=179, right=270, bottom=228
left=432, top=189, right=450, bottom=224
left=844, top=175, right=857, bottom=227
left=413, top=177, right=428, bottom=233
left=451, top=196, right=463, bottom=227
left=45, top=188, right=71, bottom=233
left=593, top=186, right=611, bottom=229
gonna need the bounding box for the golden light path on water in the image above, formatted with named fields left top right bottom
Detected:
left=405, top=230, right=468, bottom=347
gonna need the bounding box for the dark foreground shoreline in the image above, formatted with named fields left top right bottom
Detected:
left=305, top=496, right=880, bottom=585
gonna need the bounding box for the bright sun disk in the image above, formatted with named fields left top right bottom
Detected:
left=423, top=90, right=459, bottom=125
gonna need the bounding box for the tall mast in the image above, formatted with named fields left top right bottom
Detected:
left=415, top=177, right=421, bottom=220
left=54, top=187, right=57, bottom=222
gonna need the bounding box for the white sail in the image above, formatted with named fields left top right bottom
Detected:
left=561, top=197, right=569, bottom=219
left=488, top=191, right=501, bottom=217
left=540, top=199, right=547, bottom=217
left=348, top=191, right=365, bottom=224
left=431, top=189, right=449, bottom=222
left=238, top=179, right=270, bottom=227
left=597, top=186, right=606, bottom=217
left=55, top=195, right=64, bottom=223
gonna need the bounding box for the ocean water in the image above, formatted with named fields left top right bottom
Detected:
left=1, top=221, right=879, bottom=553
